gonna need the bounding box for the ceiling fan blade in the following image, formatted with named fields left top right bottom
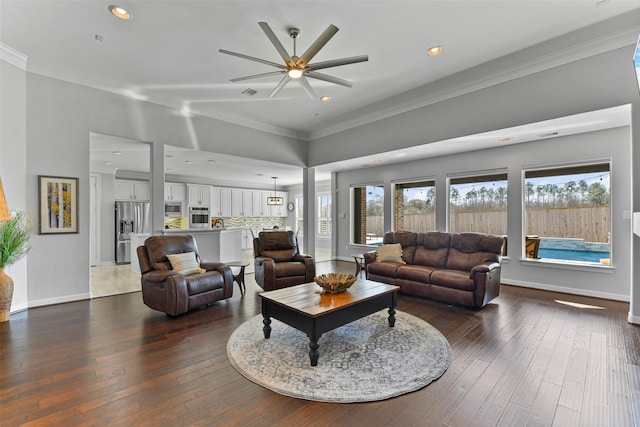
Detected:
left=298, top=77, right=318, bottom=100
left=305, top=71, right=354, bottom=88
left=219, top=49, right=285, bottom=70
left=230, top=71, right=286, bottom=82
left=296, top=24, right=339, bottom=68
left=306, top=55, right=369, bottom=71
left=269, top=75, right=291, bottom=98
left=258, top=22, right=295, bottom=67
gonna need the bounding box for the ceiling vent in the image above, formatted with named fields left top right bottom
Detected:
left=242, top=88, right=257, bottom=96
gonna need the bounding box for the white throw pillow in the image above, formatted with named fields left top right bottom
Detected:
left=376, top=243, right=405, bottom=263
left=167, top=252, right=206, bottom=275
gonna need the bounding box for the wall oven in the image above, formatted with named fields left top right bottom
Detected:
left=164, top=201, right=183, bottom=217
left=189, top=206, right=210, bottom=228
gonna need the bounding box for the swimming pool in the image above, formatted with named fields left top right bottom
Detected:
left=537, top=248, right=609, bottom=263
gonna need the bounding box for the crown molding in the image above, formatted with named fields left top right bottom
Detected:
left=307, top=23, right=640, bottom=141
left=0, top=43, right=27, bottom=70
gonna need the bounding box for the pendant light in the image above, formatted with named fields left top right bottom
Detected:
left=266, top=176, right=283, bottom=206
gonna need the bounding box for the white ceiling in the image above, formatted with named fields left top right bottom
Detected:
left=2, top=0, right=638, bottom=186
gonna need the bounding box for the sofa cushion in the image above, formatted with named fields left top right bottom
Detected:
left=383, top=231, right=418, bottom=263
left=446, top=233, right=502, bottom=271
left=258, top=231, right=298, bottom=262
left=167, top=252, right=206, bottom=275
left=429, top=269, right=475, bottom=291
left=376, top=243, right=405, bottom=263
left=186, top=271, right=225, bottom=295
left=396, top=265, right=436, bottom=284
left=368, top=261, right=402, bottom=278
left=275, top=261, right=307, bottom=278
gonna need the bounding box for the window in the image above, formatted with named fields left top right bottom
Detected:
left=524, top=163, right=610, bottom=264
left=294, top=195, right=304, bottom=235
left=317, top=193, right=332, bottom=235
left=394, top=180, right=435, bottom=232
left=448, top=172, right=508, bottom=235
left=352, top=185, right=384, bottom=244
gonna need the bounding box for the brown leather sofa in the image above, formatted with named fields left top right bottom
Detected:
left=253, top=230, right=315, bottom=291
left=137, top=235, right=234, bottom=316
left=364, top=231, right=503, bottom=308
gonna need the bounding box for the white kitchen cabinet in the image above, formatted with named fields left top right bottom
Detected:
left=252, top=191, right=268, bottom=217
left=115, top=180, right=150, bottom=201
left=164, top=182, right=186, bottom=201
left=211, top=187, right=231, bottom=217
left=187, top=184, right=210, bottom=206
left=230, top=189, right=254, bottom=217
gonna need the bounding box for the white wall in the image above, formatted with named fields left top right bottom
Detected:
left=0, top=57, right=28, bottom=312
left=335, top=126, right=632, bottom=301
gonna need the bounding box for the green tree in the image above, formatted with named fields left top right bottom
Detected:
left=525, top=182, right=535, bottom=206
left=586, top=182, right=609, bottom=206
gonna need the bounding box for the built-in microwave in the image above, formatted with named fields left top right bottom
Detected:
left=164, top=201, right=183, bottom=217
left=189, top=206, right=210, bottom=228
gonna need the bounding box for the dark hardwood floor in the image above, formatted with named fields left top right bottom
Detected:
left=1, top=260, right=639, bottom=426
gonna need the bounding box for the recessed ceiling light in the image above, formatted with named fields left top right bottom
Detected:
left=207, top=160, right=216, bottom=164
left=321, top=96, right=332, bottom=102
left=255, top=173, right=264, bottom=176
left=373, top=160, right=382, bottom=165
left=166, top=168, right=174, bottom=172
left=427, top=46, right=443, bottom=56
left=112, top=151, right=122, bottom=155
left=108, top=5, right=130, bottom=20
left=185, top=160, right=193, bottom=164
left=500, top=137, right=512, bottom=142
left=105, top=161, right=113, bottom=165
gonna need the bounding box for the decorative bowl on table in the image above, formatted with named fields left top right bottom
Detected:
left=314, top=273, right=357, bottom=294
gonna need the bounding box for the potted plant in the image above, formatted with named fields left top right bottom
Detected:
left=0, top=211, right=31, bottom=322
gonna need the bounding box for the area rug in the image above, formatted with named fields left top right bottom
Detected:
left=227, top=310, right=452, bottom=403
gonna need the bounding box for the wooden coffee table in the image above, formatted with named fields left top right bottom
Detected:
left=260, top=279, right=399, bottom=366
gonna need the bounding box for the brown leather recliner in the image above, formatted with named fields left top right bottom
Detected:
left=253, top=230, right=315, bottom=291
left=137, top=235, right=234, bottom=316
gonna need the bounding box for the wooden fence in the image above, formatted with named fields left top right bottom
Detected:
left=366, top=206, right=610, bottom=243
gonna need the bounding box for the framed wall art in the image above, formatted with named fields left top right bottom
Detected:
left=38, top=175, right=78, bottom=234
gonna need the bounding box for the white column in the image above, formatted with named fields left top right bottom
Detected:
left=302, top=168, right=316, bottom=258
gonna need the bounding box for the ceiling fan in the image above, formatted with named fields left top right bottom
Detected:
left=219, top=22, right=368, bottom=99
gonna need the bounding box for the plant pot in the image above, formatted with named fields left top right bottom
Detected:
left=0, top=267, right=14, bottom=322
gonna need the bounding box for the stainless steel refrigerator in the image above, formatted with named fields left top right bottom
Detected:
left=115, top=201, right=151, bottom=264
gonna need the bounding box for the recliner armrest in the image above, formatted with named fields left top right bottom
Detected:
left=255, top=256, right=274, bottom=267
left=363, top=251, right=377, bottom=265
left=470, top=262, right=501, bottom=276
left=293, top=254, right=313, bottom=262
left=142, top=270, right=181, bottom=283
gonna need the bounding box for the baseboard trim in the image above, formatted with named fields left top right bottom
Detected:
left=28, top=293, right=91, bottom=308
left=628, top=312, right=640, bottom=325
left=502, top=279, right=629, bottom=302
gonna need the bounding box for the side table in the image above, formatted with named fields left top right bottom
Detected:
left=353, top=255, right=366, bottom=278
left=227, top=262, right=249, bottom=296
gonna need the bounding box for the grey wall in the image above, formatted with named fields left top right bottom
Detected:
left=0, top=59, right=28, bottom=312
left=19, top=72, right=307, bottom=307
left=308, top=33, right=640, bottom=320
left=335, top=126, right=632, bottom=300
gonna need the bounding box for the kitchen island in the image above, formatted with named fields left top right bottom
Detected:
left=161, top=228, right=242, bottom=263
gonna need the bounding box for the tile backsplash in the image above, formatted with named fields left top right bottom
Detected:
left=221, top=217, right=285, bottom=229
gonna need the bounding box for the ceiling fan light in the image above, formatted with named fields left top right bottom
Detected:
left=288, top=68, right=303, bottom=79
